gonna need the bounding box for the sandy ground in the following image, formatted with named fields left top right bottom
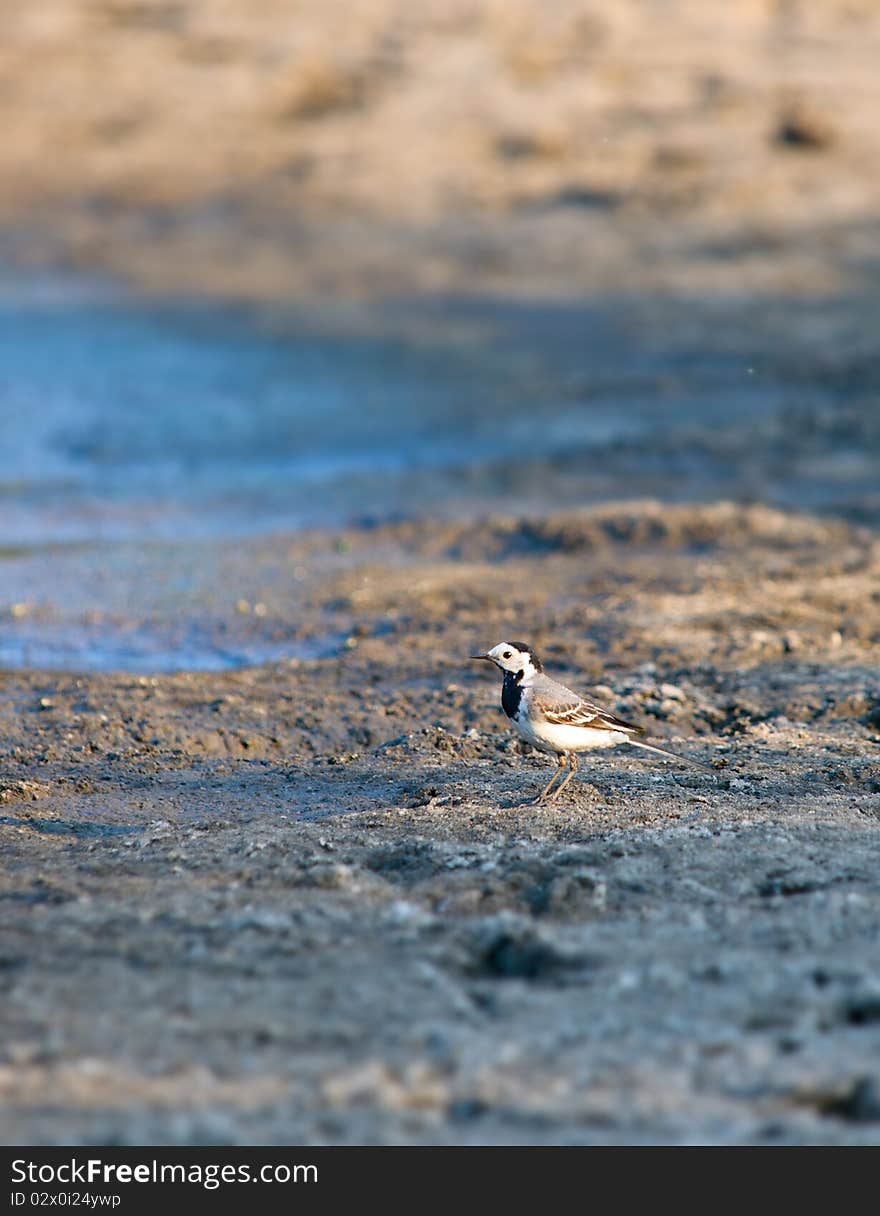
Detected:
left=2, top=0, right=880, bottom=300
left=2, top=501, right=880, bottom=1145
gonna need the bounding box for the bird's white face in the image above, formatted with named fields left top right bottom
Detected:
left=475, top=641, right=540, bottom=679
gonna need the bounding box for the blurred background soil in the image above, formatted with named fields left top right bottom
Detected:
left=3, top=0, right=880, bottom=300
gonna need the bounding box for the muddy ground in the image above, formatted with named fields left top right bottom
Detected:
left=2, top=501, right=880, bottom=1145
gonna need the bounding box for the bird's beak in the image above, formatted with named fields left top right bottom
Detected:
left=470, top=653, right=493, bottom=662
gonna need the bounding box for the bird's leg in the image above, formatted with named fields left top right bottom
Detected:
left=534, top=753, right=567, bottom=803
left=548, top=753, right=579, bottom=802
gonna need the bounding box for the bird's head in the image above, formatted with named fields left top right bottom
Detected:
left=470, top=640, right=543, bottom=680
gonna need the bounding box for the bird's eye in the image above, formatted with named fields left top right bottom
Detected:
left=503, top=651, right=512, bottom=659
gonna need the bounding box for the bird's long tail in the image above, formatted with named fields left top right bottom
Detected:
left=625, top=738, right=715, bottom=772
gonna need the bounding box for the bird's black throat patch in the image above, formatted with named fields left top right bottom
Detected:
left=501, top=670, right=523, bottom=719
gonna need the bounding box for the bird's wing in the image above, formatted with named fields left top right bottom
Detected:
left=532, top=682, right=643, bottom=736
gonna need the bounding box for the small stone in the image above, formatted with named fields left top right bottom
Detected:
left=822, top=1077, right=880, bottom=1124
left=775, top=109, right=836, bottom=151
left=387, top=899, right=432, bottom=926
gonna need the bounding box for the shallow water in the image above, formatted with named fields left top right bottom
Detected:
left=0, top=276, right=653, bottom=546
left=0, top=273, right=837, bottom=672
left=0, top=616, right=346, bottom=674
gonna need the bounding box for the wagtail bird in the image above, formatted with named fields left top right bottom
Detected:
left=471, top=640, right=713, bottom=802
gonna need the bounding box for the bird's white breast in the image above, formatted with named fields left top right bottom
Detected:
left=513, top=691, right=623, bottom=754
